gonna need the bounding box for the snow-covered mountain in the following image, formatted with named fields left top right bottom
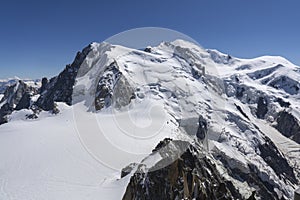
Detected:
left=0, top=40, right=299, bottom=200
left=0, top=78, right=40, bottom=94
left=0, top=78, right=41, bottom=124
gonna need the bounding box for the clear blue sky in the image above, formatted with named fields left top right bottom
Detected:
left=0, top=0, right=299, bottom=79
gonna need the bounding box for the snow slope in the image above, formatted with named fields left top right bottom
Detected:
left=0, top=104, right=131, bottom=200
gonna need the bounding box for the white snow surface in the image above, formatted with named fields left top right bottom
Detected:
left=0, top=104, right=132, bottom=200
left=0, top=39, right=300, bottom=199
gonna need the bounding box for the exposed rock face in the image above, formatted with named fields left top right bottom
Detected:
left=258, top=137, right=297, bottom=185
left=235, top=103, right=250, bottom=120
left=216, top=155, right=279, bottom=200
left=15, top=92, right=31, bottom=110
left=269, top=76, right=300, bottom=95
left=256, top=97, right=268, bottom=119
left=246, top=64, right=283, bottom=80
left=40, top=77, right=48, bottom=94
left=0, top=44, right=93, bottom=123
left=275, top=111, right=300, bottom=144
left=191, top=64, right=205, bottom=79
left=0, top=80, right=38, bottom=124
left=0, top=103, right=10, bottom=124
left=35, top=44, right=92, bottom=111
left=95, top=61, right=135, bottom=111
left=144, top=47, right=152, bottom=53
left=224, top=71, right=299, bottom=146
left=236, top=86, right=245, bottom=98
left=0, top=79, right=40, bottom=94
left=95, top=62, right=120, bottom=110
left=123, top=139, right=243, bottom=200
left=0, top=79, right=17, bottom=94
left=276, top=98, right=290, bottom=108
left=215, top=133, right=297, bottom=200
left=124, top=136, right=298, bottom=200
left=196, top=115, right=207, bottom=140
left=121, top=163, right=137, bottom=178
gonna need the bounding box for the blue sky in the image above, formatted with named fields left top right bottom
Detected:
left=0, top=0, right=299, bottom=79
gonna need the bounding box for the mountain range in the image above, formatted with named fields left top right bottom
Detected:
left=0, top=40, right=299, bottom=200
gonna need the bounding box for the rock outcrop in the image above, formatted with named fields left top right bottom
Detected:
left=275, top=111, right=300, bottom=144
left=0, top=44, right=93, bottom=122
left=256, top=97, right=268, bottom=119
left=196, top=115, right=207, bottom=140
left=123, top=139, right=243, bottom=200
left=0, top=80, right=38, bottom=124
left=35, top=44, right=92, bottom=111
left=123, top=136, right=298, bottom=199
left=258, top=137, right=297, bottom=184
left=95, top=61, right=135, bottom=111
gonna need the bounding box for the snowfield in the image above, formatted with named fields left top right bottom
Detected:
left=0, top=104, right=132, bottom=200
left=0, top=39, right=299, bottom=199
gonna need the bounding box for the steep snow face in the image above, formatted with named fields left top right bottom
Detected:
left=72, top=41, right=217, bottom=171
left=205, top=48, right=300, bottom=198
left=72, top=40, right=300, bottom=198
left=74, top=41, right=225, bottom=118
left=0, top=39, right=300, bottom=199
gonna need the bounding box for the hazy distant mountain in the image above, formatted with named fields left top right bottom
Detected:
left=0, top=77, right=40, bottom=94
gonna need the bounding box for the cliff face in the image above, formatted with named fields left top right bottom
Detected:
left=275, top=111, right=300, bottom=144
left=35, top=44, right=92, bottom=111
left=122, top=138, right=294, bottom=200
left=0, top=45, right=92, bottom=124
left=0, top=80, right=38, bottom=124
left=123, top=139, right=243, bottom=200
